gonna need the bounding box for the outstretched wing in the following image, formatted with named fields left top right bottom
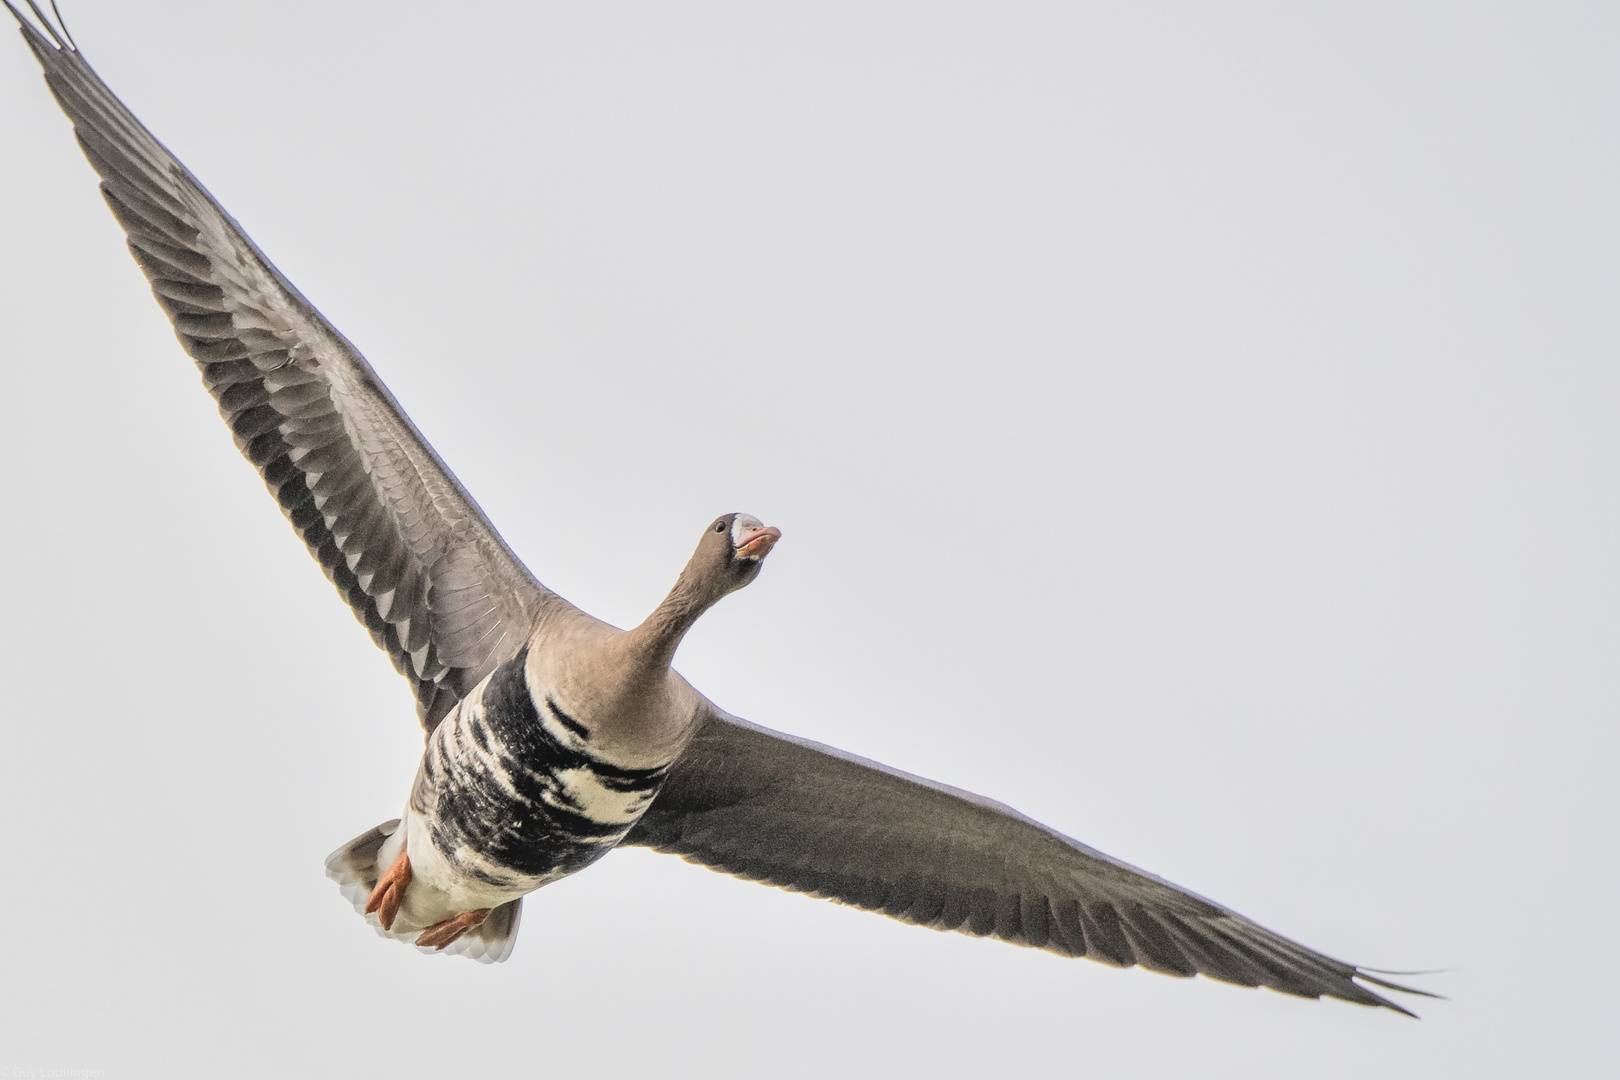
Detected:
left=625, top=710, right=1432, bottom=1014
left=9, top=6, right=562, bottom=730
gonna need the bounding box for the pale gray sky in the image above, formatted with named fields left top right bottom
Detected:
left=1, top=2, right=1615, bottom=1077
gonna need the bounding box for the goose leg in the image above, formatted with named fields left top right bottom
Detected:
left=365, top=849, right=412, bottom=930
left=416, top=908, right=492, bottom=950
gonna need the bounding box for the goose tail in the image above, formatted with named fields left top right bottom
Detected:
left=323, top=820, right=522, bottom=965
left=324, top=819, right=400, bottom=914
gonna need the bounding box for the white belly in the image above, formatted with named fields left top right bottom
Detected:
left=373, top=809, right=549, bottom=934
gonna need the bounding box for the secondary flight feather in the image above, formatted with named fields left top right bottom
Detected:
left=6, top=2, right=1430, bottom=1013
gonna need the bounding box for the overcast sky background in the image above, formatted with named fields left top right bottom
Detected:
left=1, top=1, right=1615, bottom=1076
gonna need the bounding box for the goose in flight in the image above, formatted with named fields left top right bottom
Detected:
left=7, top=4, right=1429, bottom=1011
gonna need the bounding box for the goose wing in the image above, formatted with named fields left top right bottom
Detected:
left=625, top=709, right=1430, bottom=1014
left=10, top=8, right=558, bottom=730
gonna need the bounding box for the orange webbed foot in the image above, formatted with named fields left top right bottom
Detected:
left=415, top=908, right=491, bottom=951
left=364, top=849, right=412, bottom=931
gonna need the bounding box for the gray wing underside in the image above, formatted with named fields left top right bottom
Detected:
left=10, top=7, right=558, bottom=730
left=624, top=710, right=1432, bottom=1014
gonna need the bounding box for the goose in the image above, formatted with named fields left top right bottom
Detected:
left=7, top=4, right=1429, bottom=1011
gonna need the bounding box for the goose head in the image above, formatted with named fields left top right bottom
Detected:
left=709, top=514, right=784, bottom=592
left=632, top=513, right=782, bottom=666
left=694, top=512, right=782, bottom=597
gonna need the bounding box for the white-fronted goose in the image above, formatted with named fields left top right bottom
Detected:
left=7, top=4, right=1430, bottom=1011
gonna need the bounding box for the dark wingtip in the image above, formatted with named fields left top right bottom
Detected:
left=3, top=0, right=32, bottom=34
left=22, top=0, right=65, bottom=49
left=1352, top=967, right=1446, bottom=1018
left=6, top=0, right=64, bottom=59
left=47, top=0, right=75, bottom=49
left=8, top=0, right=74, bottom=52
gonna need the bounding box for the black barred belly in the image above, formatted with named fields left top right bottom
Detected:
left=415, top=647, right=669, bottom=886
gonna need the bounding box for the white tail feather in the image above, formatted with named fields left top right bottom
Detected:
left=323, top=820, right=522, bottom=964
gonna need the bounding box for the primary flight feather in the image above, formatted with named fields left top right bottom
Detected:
left=6, top=2, right=1429, bottom=1012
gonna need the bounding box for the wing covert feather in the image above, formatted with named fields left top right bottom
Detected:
left=625, top=711, right=1430, bottom=1014
left=11, top=9, right=560, bottom=730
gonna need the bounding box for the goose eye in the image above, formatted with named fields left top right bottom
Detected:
left=715, top=521, right=726, bottom=533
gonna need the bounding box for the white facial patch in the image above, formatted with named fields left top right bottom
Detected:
left=731, top=514, right=764, bottom=546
